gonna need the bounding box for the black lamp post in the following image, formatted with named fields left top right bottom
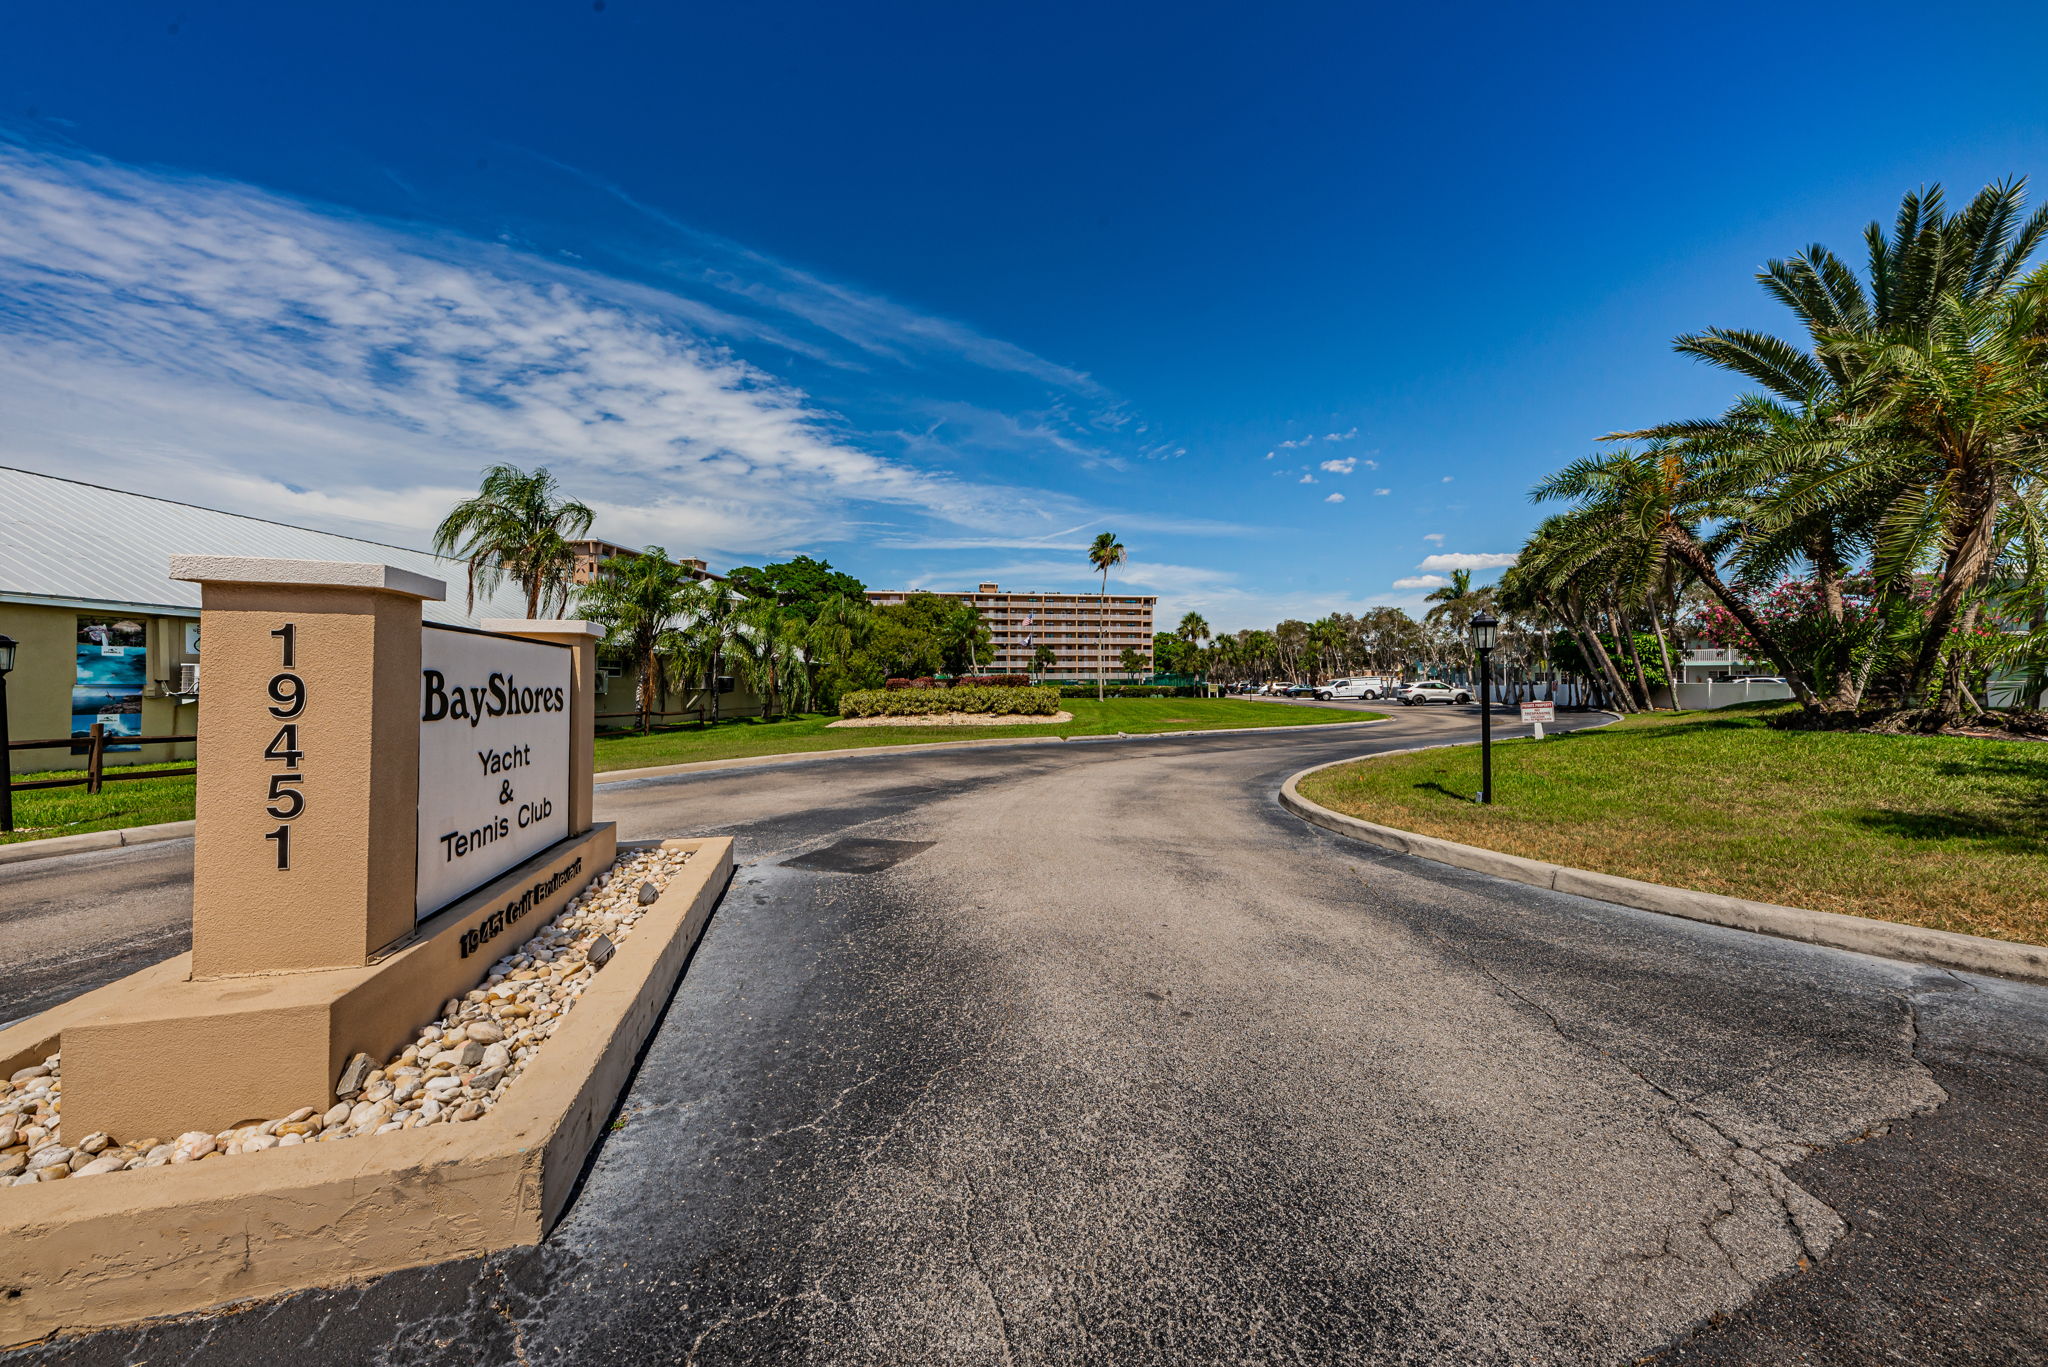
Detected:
left=0, top=634, right=16, bottom=833
left=1469, top=611, right=1497, bottom=804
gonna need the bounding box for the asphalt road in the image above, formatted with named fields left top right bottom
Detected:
left=6, top=708, right=2046, bottom=1365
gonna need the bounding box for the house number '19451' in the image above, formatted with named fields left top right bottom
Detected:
left=263, top=623, right=306, bottom=870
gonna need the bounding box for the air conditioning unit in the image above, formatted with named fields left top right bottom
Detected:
left=173, top=663, right=200, bottom=699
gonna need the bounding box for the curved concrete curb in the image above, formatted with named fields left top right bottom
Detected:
left=0, top=820, right=194, bottom=868
left=1279, top=752, right=2048, bottom=987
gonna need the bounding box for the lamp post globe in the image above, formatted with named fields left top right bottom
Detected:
left=1467, top=612, right=1496, bottom=805
left=1468, top=610, right=1498, bottom=654
left=0, top=634, right=16, bottom=675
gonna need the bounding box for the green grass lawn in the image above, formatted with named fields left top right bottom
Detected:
left=2, top=698, right=1375, bottom=846
left=2, top=762, right=199, bottom=845
left=1297, top=702, right=2048, bottom=946
left=594, top=696, right=1380, bottom=771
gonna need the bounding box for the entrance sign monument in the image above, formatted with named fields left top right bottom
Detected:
left=0, top=556, right=736, bottom=1346
left=55, top=558, right=614, bottom=1141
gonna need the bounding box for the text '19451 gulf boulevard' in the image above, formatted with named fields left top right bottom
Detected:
left=415, top=625, right=572, bottom=922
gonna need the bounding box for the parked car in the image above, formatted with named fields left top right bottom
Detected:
left=1397, top=680, right=1474, bottom=706
left=1280, top=682, right=1321, bottom=697
left=1315, top=677, right=1388, bottom=700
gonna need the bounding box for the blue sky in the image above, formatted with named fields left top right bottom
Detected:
left=4, top=2, right=2048, bottom=629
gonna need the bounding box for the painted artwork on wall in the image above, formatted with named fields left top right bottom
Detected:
left=74, top=617, right=148, bottom=753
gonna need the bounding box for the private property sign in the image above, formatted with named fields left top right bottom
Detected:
left=1519, top=700, right=1556, bottom=724
left=416, top=624, right=572, bottom=921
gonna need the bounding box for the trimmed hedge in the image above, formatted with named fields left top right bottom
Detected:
left=840, top=685, right=1062, bottom=718
left=883, top=675, right=1030, bottom=689
left=1054, top=683, right=1197, bottom=698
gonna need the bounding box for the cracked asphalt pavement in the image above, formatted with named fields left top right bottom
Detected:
left=6, top=707, right=2046, bottom=1365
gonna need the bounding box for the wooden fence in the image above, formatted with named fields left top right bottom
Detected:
left=3, top=723, right=198, bottom=832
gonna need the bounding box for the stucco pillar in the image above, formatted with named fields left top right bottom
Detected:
left=482, top=619, right=602, bottom=838
left=172, top=557, right=444, bottom=979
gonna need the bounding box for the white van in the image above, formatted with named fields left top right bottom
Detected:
left=1316, top=677, right=1394, bottom=701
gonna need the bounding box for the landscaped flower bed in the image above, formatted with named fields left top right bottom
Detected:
left=838, top=684, right=1061, bottom=718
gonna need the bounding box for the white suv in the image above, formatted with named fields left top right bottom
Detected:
left=1397, top=680, right=1473, bottom=706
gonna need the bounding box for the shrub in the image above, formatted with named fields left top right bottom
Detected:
left=883, top=678, right=911, bottom=691
left=839, top=685, right=1061, bottom=718
left=955, top=674, right=1029, bottom=687
left=1053, top=683, right=1196, bottom=698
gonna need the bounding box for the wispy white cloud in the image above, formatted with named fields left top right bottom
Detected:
left=1324, top=428, right=1359, bottom=441
left=1418, top=552, right=1518, bottom=571
left=1393, top=574, right=1448, bottom=589
left=1324, top=492, right=1345, bottom=503
left=1298, top=473, right=1317, bottom=484
left=1318, top=457, right=1357, bottom=475
left=1422, top=532, right=1445, bottom=543
left=528, top=151, right=1108, bottom=396
left=0, top=141, right=1136, bottom=561
left=1372, top=487, right=1391, bottom=496
left=1442, top=475, right=1455, bottom=483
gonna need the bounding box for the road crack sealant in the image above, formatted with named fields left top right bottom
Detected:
left=1420, top=915, right=1964, bottom=1344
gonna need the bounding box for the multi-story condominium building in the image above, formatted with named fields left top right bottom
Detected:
left=568, top=539, right=712, bottom=585
left=865, top=582, right=1156, bottom=678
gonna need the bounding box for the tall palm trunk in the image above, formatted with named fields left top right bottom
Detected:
left=1559, top=599, right=1633, bottom=712
left=1661, top=530, right=1822, bottom=713
left=1615, top=605, right=1654, bottom=711
left=1911, top=479, right=2002, bottom=725
left=1649, top=609, right=1678, bottom=710
left=1808, top=532, right=1860, bottom=710
left=1097, top=569, right=1108, bottom=703
left=1588, top=621, right=1635, bottom=712
left=637, top=638, right=657, bottom=734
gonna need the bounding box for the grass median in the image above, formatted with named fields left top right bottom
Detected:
left=1296, top=702, right=2048, bottom=947
left=1, top=762, right=199, bottom=845
left=595, top=696, right=1381, bottom=771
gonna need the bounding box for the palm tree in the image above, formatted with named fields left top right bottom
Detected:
left=733, top=600, right=813, bottom=719
left=1177, top=612, right=1211, bottom=648
left=1533, top=446, right=1826, bottom=714
left=1816, top=288, right=2048, bottom=722
left=1088, top=531, right=1127, bottom=701
left=576, top=548, right=697, bottom=732
left=1625, top=179, right=2048, bottom=721
left=1031, top=643, right=1056, bottom=682
left=804, top=595, right=877, bottom=706
left=434, top=463, right=594, bottom=617
left=673, top=579, right=748, bottom=723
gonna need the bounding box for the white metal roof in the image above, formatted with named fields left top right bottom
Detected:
left=0, top=465, right=537, bottom=625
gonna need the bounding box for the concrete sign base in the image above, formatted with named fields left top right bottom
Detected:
left=0, top=837, right=733, bottom=1350
left=52, top=823, right=618, bottom=1142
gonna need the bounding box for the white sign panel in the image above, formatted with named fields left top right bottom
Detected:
left=416, top=625, right=572, bottom=921
left=1519, top=700, right=1556, bottom=723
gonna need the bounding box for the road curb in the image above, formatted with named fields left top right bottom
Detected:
left=1278, top=749, right=2048, bottom=987
left=0, top=820, right=194, bottom=867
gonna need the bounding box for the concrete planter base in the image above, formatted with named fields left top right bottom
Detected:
left=0, top=836, right=733, bottom=1349
left=1279, top=757, right=2048, bottom=987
